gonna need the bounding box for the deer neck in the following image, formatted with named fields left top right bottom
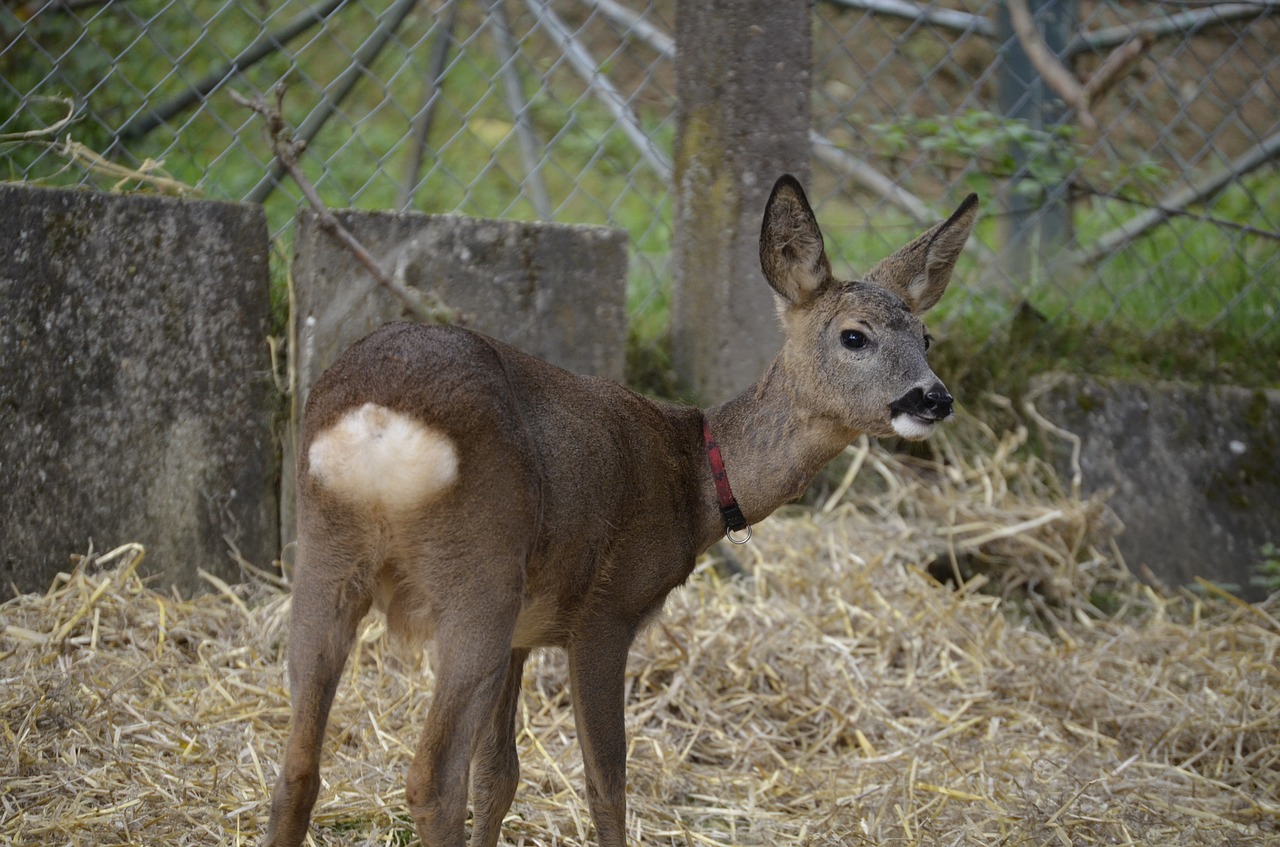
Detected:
left=699, top=354, right=855, bottom=534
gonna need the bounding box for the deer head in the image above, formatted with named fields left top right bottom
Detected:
left=759, top=175, right=978, bottom=441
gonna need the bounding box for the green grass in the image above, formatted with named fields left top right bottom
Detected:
left=1052, top=181, right=1279, bottom=342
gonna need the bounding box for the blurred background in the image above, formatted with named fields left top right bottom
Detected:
left=3, top=0, right=1277, bottom=392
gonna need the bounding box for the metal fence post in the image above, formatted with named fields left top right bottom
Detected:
left=997, top=0, right=1078, bottom=285
left=671, top=0, right=812, bottom=404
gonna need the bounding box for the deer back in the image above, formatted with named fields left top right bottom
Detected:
left=299, top=321, right=710, bottom=643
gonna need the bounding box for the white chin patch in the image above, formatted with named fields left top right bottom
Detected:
left=891, top=414, right=936, bottom=440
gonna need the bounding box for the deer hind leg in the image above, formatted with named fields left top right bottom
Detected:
left=402, top=548, right=524, bottom=847
left=467, top=647, right=530, bottom=847
left=262, top=533, right=374, bottom=847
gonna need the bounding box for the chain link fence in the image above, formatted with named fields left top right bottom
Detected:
left=3, top=0, right=1278, bottom=382
left=811, top=0, right=1280, bottom=377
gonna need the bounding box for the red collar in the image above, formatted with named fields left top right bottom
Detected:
left=702, top=417, right=751, bottom=543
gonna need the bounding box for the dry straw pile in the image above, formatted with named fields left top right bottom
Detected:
left=3, top=413, right=1278, bottom=846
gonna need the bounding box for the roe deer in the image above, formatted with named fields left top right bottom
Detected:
left=263, top=175, right=978, bottom=847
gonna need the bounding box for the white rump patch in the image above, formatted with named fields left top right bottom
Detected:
left=309, top=403, right=459, bottom=510
left=891, top=414, right=936, bottom=441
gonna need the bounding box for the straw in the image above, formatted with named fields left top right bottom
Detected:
left=2, top=412, right=1276, bottom=845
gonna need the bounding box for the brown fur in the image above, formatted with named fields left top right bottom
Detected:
left=262, top=175, right=977, bottom=847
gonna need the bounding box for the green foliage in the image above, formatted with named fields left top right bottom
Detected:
left=1253, top=543, right=1280, bottom=594
left=874, top=109, right=1079, bottom=191
left=869, top=109, right=1169, bottom=202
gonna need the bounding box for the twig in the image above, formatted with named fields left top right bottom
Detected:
left=54, top=136, right=197, bottom=195
left=398, top=0, right=461, bottom=212
left=525, top=0, right=671, bottom=180
left=815, top=0, right=1278, bottom=53
left=246, top=0, right=419, bottom=205
left=0, top=95, right=76, bottom=142
left=811, top=0, right=1278, bottom=68
left=1007, top=0, right=1162, bottom=133
left=1072, top=129, right=1280, bottom=265
left=231, top=87, right=455, bottom=325
left=1073, top=183, right=1280, bottom=245
left=118, top=0, right=349, bottom=141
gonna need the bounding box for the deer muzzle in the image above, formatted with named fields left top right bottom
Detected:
left=889, top=383, right=953, bottom=439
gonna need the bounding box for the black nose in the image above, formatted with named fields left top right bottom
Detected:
left=922, top=385, right=953, bottom=419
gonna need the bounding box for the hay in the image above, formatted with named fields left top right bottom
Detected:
left=3, top=414, right=1278, bottom=846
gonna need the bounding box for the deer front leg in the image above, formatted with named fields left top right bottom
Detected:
left=569, top=622, right=635, bottom=847
left=468, top=648, right=530, bottom=847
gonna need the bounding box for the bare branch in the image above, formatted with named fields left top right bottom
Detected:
left=1072, top=129, right=1280, bottom=266
left=1079, top=33, right=1153, bottom=104
left=55, top=137, right=197, bottom=196
left=1006, top=0, right=1096, bottom=130
left=0, top=95, right=76, bottom=142
left=1075, top=183, right=1280, bottom=245
left=118, top=0, right=349, bottom=141
left=812, top=0, right=1277, bottom=54
left=245, top=0, right=419, bottom=205
left=820, top=0, right=996, bottom=38
left=1068, top=1, right=1280, bottom=55
left=231, top=87, right=456, bottom=325
left=526, top=0, right=671, bottom=180
left=1006, top=0, right=1162, bottom=132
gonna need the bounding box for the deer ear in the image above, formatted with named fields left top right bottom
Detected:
left=759, top=174, right=833, bottom=305
left=866, top=193, right=978, bottom=314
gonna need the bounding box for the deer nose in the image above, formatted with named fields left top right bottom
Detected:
left=922, top=384, right=953, bottom=419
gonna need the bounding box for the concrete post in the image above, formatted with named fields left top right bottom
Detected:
left=997, top=0, right=1077, bottom=284
left=0, top=185, right=278, bottom=595
left=671, top=0, right=812, bottom=404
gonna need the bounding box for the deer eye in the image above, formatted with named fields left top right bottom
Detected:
left=840, top=329, right=868, bottom=350
left=924, top=333, right=934, bottom=351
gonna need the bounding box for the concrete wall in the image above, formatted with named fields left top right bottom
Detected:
left=0, top=184, right=278, bottom=595
left=0, top=187, right=629, bottom=595
left=292, top=209, right=629, bottom=406
left=1036, top=375, right=1280, bottom=600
